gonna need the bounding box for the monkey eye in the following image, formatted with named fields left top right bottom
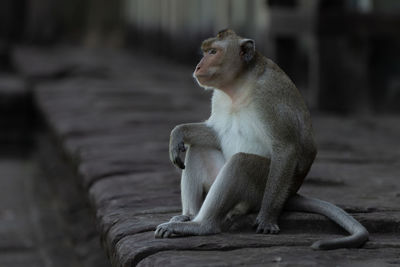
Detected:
left=208, top=49, right=217, bottom=55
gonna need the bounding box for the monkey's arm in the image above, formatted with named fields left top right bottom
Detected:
left=170, top=122, right=220, bottom=169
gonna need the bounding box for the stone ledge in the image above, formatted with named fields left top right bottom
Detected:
left=24, top=46, right=400, bottom=266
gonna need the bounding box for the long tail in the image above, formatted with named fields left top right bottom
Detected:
left=286, top=194, right=369, bottom=250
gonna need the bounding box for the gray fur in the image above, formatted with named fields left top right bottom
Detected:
left=155, top=30, right=369, bottom=250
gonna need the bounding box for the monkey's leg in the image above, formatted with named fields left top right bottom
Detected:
left=156, top=153, right=269, bottom=238
left=170, top=146, right=225, bottom=222
left=255, top=151, right=299, bottom=234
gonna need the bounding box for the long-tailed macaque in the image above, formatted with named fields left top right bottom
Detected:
left=155, top=29, right=368, bottom=250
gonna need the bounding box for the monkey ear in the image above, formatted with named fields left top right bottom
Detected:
left=240, top=39, right=255, bottom=63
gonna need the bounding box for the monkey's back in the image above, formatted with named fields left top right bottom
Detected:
left=253, top=55, right=317, bottom=173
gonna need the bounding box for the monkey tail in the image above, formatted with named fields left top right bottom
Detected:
left=286, top=194, right=369, bottom=250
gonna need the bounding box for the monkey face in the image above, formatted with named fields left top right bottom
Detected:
left=193, top=43, right=225, bottom=87
left=193, top=30, right=255, bottom=91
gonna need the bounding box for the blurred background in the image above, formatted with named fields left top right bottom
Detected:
left=1, top=0, right=400, bottom=114
left=0, top=1, right=400, bottom=266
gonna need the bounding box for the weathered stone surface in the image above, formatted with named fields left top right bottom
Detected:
left=35, top=134, right=111, bottom=267
left=27, top=46, right=400, bottom=266
left=0, top=156, right=110, bottom=267
left=138, top=244, right=400, bottom=267
left=116, top=232, right=400, bottom=266
left=304, top=160, right=400, bottom=210
left=115, top=232, right=320, bottom=266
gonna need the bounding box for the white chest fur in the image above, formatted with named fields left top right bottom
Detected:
left=206, top=91, right=272, bottom=160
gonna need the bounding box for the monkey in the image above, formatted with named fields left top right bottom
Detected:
left=155, top=29, right=369, bottom=250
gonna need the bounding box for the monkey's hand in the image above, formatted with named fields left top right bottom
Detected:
left=254, top=213, right=280, bottom=234
left=169, top=127, right=186, bottom=169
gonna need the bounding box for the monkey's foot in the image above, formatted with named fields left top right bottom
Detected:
left=254, top=216, right=280, bottom=234
left=155, top=222, right=175, bottom=238
left=169, top=215, right=191, bottom=223
left=154, top=221, right=220, bottom=238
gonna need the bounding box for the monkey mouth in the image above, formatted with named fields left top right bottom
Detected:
left=193, top=75, right=203, bottom=85
left=193, top=71, right=207, bottom=81
left=194, top=73, right=206, bottom=79
left=193, top=69, right=204, bottom=77
left=192, top=71, right=200, bottom=80
left=194, top=73, right=208, bottom=82
left=194, top=71, right=213, bottom=80
left=193, top=75, right=209, bottom=88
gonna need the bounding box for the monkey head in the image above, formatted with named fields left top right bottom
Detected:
left=193, top=29, right=256, bottom=91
